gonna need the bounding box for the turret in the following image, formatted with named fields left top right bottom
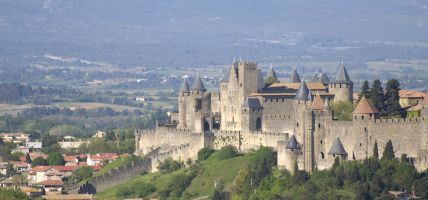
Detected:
left=265, top=64, right=279, bottom=85
left=310, top=93, right=325, bottom=111
left=313, top=69, right=330, bottom=86
left=294, top=81, right=310, bottom=102
left=352, top=96, right=379, bottom=120
left=178, top=78, right=190, bottom=128
left=191, top=73, right=207, bottom=93
left=328, top=137, right=348, bottom=160
left=284, top=135, right=302, bottom=173
left=329, top=62, right=353, bottom=103
left=291, top=67, right=301, bottom=83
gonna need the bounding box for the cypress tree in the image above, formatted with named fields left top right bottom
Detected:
left=373, top=141, right=379, bottom=159
left=358, top=80, right=370, bottom=101
left=382, top=140, right=395, bottom=160
left=384, top=79, right=403, bottom=117
left=369, top=79, right=385, bottom=113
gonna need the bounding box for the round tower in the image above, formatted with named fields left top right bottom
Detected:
left=329, top=62, right=353, bottom=103
left=178, top=78, right=190, bottom=128
left=284, top=135, right=302, bottom=173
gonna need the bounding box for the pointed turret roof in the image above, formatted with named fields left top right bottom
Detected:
left=222, top=63, right=238, bottom=83
left=291, top=67, right=301, bottom=83
left=328, top=137, right=348, bottom=155
left=353, top=96, right=379, bottom=114
left=332, top=62, right=352, bottom=84
left=324, top=98, right=330, bottom=110
left=266, top=64, right=279, bottom=81
left=307, top=91, right=313, bottom=102
left=179, top=78, right=190, bottom=93
left=294, top=81, right=309, bottom=101
left=286, top=135, right=300, bottom=150
left=191, top=73, right=206, bottom=91
left=310, top=94, right=325, bottom=110
left=241, top=97, right=262, bottom=108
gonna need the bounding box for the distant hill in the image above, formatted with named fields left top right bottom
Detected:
left=1, top=0, right=428, bottom=67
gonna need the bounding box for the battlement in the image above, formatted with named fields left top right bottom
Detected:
left=350, top=117, right=427, bottom=125
left=148, top=143, right=191, bottom=160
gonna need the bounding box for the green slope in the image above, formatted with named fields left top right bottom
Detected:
left=96, top=152, right=252, bottom=200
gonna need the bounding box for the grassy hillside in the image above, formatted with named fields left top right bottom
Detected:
left=96, top=150, right=252, bottom=200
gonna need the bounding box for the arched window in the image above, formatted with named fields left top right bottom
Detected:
left=256, top=117, right=262, bottom=130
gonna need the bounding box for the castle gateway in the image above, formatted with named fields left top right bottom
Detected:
left=135, top=61, right=428, bottom=173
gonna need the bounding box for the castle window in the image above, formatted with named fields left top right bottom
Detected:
left=361, top=115, right=365, bottom=120
left=321, top=152, right=325, bottom=159
left=318, top=123, right=321, bottom=128
left=297, top=123, right=299, bottom=127
left=360, top=143, right=362, bottom=147
left=240, top=83, right=242, bottom=87
left=320, top=140, right=323, bottom=144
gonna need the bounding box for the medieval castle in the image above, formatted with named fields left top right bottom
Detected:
left=135, top=61, right=428, bottom=173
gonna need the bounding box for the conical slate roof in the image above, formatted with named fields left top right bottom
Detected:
left=291, top=67, right=301, bottom=83
left=294, top=81, right=309, bottom=101
left=353, top=96, right=379, bottom=114
left=286, top=135, right=300, bottom=150
left=317, top=73, right=330, bottom=85
left=222, top=63, right=238, bottom=83
left=328, top=137, right=348, bottom=155
left=241, top=97, right=262, bottom=108
left=332, top=62, right=352, bottom=84
left=310, top=94, right=325, bottom=110
left=307, top=91, right=313, bottom=102
left=179, top=78, right=190, bottom=93
left=266, top=65, right=279, bottom=81
left=191, top=74, right=206, bottom=91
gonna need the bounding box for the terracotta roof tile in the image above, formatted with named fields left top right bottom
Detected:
left=399, top=90, right=426, bottom=98
left=353, top=96, right=379, bottom=114
left=31, top=166, right=52, bottom=172
left=310, top=94, right=325, bottom=110
left=35, top=180, right=63, bottom=186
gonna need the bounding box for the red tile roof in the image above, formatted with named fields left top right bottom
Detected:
left=29, top=153, right=48, bottom=160
left=52, top=166, right=78, bottom=172
left=35, top=180, right=63, bottom=186
left=31, top=166, right=52, bottom=172
left=310, top=94, right=325, bottom=111
left=63, top=156, right=78, bottom=163
left=89, top=153, right=118, bottom=161
left=353, top=96, right=379, bottom=114
left=399, top=90, right=426, bottom=98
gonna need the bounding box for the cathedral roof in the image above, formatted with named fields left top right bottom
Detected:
left=310, top=93, right=325, bottom=111
left=179, top=78, right=190, bottom=93
left=328, top=137, right=348, bottom=155
left=332, top=62, right=352, bottom=84
left=291, top=68, right=301, bottom=83
left=191, top=73, right=207, bottom=91
left=294, top=81, right=310, bottom=101
left=241, top=97, right=262, bottom=108
left=353, top=96, right=379, bottom=114
left=266, top=65, right=279, bottom=81
left=286, top=135, right=300, bottom=150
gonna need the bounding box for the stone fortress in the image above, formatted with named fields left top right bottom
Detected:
left=135, top=60, right=428, bottom=173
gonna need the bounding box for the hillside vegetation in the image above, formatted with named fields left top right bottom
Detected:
left=96, top=145, right=428, bottom=200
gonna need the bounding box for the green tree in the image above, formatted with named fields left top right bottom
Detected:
left=42, top=133, right=58, bottom=148
left=32, top=157, right=48, bottom=167
left=265, top=76, right=280, bottom=86
left=0, top=187, right=30, bottom=200
left=415, top=176, right=428, bottom=199
left=0, top=146, right=11, bottom=161
left=369, top=79, right=385, bottom=113
left=358, top=80, right=370, bottom=101
left=47, top=152, right=65, bottom=166
left=373, top=141, right=379, bottom=159
left=331, top=101, right=356, bottom=121
left=382, top=140, right=395, bottom=160
left=105, top=129, right=116, bottom=141
left=384, top=79, right=403, bottom=117
left=25, top=153, right=31, bottom=163
left=6, top=163, right=15, bottom=177
left=157, top=158, right=184, bottom=173
left=70, top=166, right=93, bottom=183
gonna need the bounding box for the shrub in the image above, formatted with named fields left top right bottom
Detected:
left=197, top=147, right=215, bottom=161
left=214, top=145, right=238, bottom=160
left=157, top=158, right=184, bottom=173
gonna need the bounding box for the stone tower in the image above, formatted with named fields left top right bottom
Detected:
left=220, top=61, right=264, bottom=131
left=186, top=74, right=210, bottom=132
left=329, top=62, right=353, bottom=103
left=178, top=78, right=190, bottom=128
left=240, top=97, right=263, bottom=132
